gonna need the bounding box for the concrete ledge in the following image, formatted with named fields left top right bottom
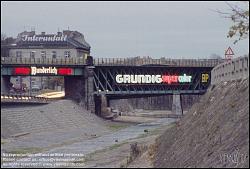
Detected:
left=211, top=55, right=249, bottom=85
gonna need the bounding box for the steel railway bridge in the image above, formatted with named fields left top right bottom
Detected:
left=1, top=56, right=224, bottom=115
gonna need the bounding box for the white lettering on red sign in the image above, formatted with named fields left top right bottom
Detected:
left=31, top=67, right=57, bottom=75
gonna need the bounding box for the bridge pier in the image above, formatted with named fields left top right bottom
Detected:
left=94, top=95, right=101, bottom=116
left=101, top=94, right=108, bottom=116
left=84, top=66, right=95, bottom=113
left=64, top=66, right=95, bottom=113
left=1, top=76, right=11, bottom=95
left=94, top=94, right=111, bottom=117
left=172, top=94, right=183, bottom=116
left=64, top=76, right=85, bottom=102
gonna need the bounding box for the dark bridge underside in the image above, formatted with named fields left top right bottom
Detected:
left=93, top=65, right=213, bottom=96
left=105, top=92, right=205, bottom=101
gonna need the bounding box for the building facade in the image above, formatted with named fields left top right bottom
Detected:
left=8, top=30, right=91, bottom=59
left=5, top=30, right=91, bottom=93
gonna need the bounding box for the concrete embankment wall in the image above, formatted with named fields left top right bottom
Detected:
left=211, top=55, right=249, bottom=85
left=1, top=100, right=107, bottom=138
left=154, top=75, right=249, bottom=168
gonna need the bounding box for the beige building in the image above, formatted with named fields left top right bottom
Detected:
left=8, top=30, right=91, bottom=59
left=7, top=30, right=91, bottom=93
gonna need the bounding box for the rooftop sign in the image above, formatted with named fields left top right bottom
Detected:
left=21, top=35, right=67, bottom=42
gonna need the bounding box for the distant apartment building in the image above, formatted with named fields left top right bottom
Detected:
left=8, top=30, right=91, bottom=59
left=5, top=30, right=91, bottom=91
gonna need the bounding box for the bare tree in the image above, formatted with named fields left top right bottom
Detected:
left=216, top=2, right=249, bottom=44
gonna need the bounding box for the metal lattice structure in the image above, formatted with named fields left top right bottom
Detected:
left=93, top=65, right=213, bottom=97
left=93, top=57, right=225, bottom=67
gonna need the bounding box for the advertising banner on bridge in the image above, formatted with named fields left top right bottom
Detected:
left=93, top=66, right=212, bottom=94
left=115, top=74, right=192, bottom=84
left=12, top=67, right=74, bottom=76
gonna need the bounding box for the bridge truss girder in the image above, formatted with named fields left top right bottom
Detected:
left=93, top=66, right=213, bottom=96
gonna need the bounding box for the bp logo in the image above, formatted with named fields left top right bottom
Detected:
left=201, top=73, right=209, bottom=83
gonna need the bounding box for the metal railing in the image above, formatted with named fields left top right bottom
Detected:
left=93, top=58, right=225, bottom=67
left=1, top=94, right=50, bottom=103
left=1, top=56, right=225, bottom=67
left=211, top=56, right=249, bottom=84
left=1, top=57, right=86, bottom=65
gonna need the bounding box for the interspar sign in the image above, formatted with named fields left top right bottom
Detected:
left=116, top=74, right=192, bottom=84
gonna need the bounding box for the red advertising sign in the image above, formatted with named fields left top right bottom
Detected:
left=13, top=67, right=31, bottom=75
left=13, top=67, right=73, bottom=76
left=58, top=68, right=73, bottom=75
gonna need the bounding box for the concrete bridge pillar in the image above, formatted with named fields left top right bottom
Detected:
left=84, top=66, right=95, bottom=113
left=1, top=76, right=11, bottom=95
left=94, top=95, right=101, bottom=116
left=64, top=66, right=95, bottom=113
left=64, top=76, right=85, bottom=102
left=100, top=95, right=112, bottom=117
left=100, top=94, right=108, bottom=114
left=172, top=93, right=183, bottom=116
left=94, top=94, right=111, bottom=117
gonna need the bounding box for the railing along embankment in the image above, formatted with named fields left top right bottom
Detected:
left=211, top=55, right=249, bottom=85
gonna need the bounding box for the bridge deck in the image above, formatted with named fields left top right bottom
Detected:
left=1, top=57, right=225, bottom=67
left=93, top=58, right=225, bottom=67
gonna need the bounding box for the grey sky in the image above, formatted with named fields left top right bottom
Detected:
left=1, top=1, right=249, bottom=58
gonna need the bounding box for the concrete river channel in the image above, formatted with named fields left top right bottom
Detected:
left=2, top=117, right=176, bottom=168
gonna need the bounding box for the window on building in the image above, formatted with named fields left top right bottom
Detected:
left=64, top=51, right=71, bottom=58
left=30, top=51, right=35, bottom=59
left=41, top=51, right=46, bottom=59
left=52, top=51, right=57, bottom=59
left=16, top=51, right=22, bottom=57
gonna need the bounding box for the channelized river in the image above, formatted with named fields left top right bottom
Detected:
left=2, top=118, right=176, bottom=168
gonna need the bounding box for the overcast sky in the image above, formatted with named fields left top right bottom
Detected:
left=1, top=1, right=249, bottom=59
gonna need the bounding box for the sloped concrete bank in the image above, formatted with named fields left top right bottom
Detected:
left=154, top=78, right=249, bottom=168
left=1, top=99, right=109, bottom=140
